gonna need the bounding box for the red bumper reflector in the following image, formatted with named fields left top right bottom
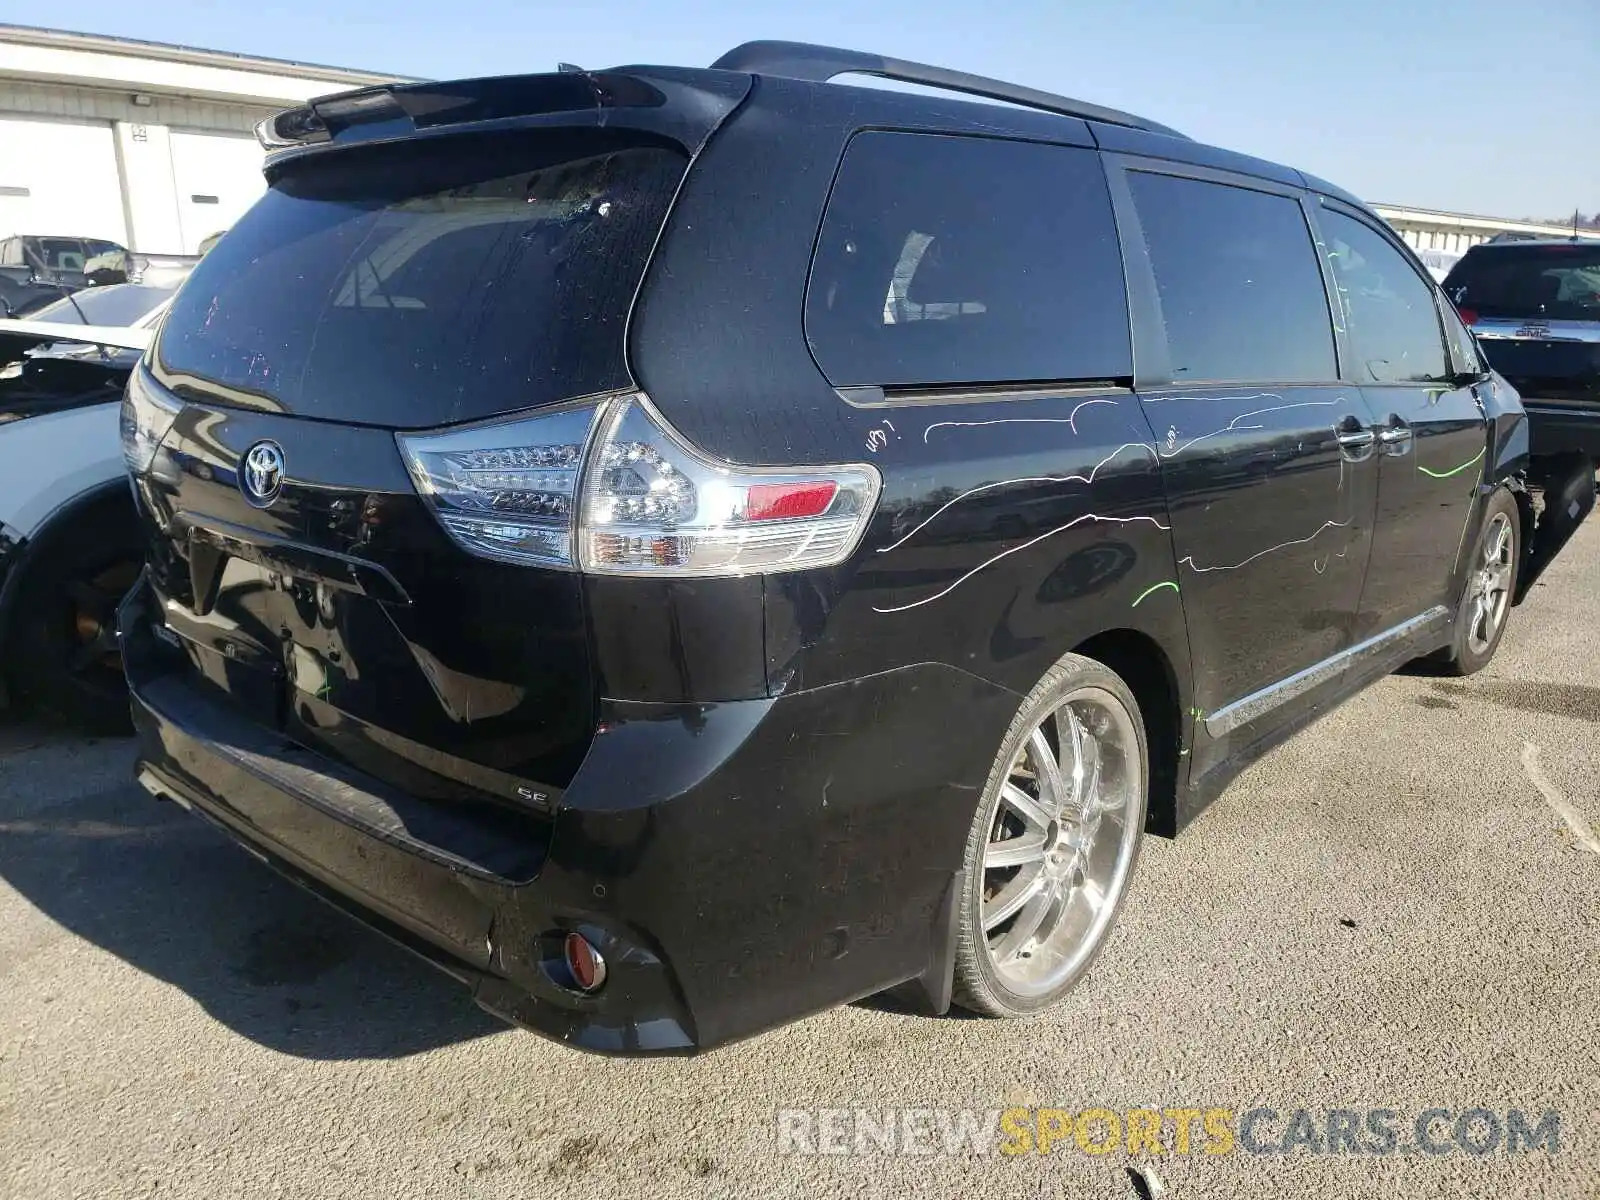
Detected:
left=563, top=931, right=607, bottom=993
left=744, top=480, right=839, bottom=522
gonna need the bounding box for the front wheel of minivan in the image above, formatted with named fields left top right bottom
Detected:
left=952, top=653, right=1148, bottom=1018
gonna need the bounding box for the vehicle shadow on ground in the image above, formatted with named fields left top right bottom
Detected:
left=0, top=743, right=505, bottom=1059
left=852, top=990, right=986, bottom=1021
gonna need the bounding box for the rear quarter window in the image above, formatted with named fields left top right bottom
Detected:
left=804, top=132, right=1131, bottom=388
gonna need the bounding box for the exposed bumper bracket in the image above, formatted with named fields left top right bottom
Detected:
left=1517, top=453, right=1596, bottom=604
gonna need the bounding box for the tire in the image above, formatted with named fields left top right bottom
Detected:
left=952, top=652, right=1149, bottom=1018
left=5, top=501, right=143, bottom=734
left=1440, top=488, right=1519, bottom=677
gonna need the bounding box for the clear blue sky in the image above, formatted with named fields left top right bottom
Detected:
left=58, top=0, right=1598, bottom=218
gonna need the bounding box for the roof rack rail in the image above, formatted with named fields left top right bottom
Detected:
left=711, top=40, right=1186, bottom=139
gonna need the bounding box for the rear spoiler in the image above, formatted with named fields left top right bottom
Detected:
left=255, top=67, right=751, bottom=160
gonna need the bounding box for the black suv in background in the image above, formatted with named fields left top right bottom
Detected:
left=120, top=42, right=1590, bottom=1055
left=0, top=234, right=129, bottom=315
left=1444, top=240, right=1600, bottom=459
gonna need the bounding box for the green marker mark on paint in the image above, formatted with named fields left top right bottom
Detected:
left=1418, top=447, right=1485, bottom=480
left=1131, top=580, right=1179, bottom=608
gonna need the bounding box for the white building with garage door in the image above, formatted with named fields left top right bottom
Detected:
left=0, top=25, right=407, bottom=254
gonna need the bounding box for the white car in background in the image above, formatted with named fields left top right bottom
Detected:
left=1416, top=247, right=1463, bottom=282
left=0, top=284, right=171, bottom=731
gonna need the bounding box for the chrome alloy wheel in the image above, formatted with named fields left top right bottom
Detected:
left=1466, top=512, right=1513, bottom=656
left=978, top=686, right=1143, bottom=997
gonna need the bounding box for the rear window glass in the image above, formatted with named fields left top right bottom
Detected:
left=154, top=130, right=686, bottom=428
left=1128, top=172, right=1337, bottom=384
left=805, top=132, right=1131, bottom=388
left=1443, top=245, right=1600, bottom=322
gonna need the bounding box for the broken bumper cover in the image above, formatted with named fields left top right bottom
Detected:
left=123, top=572, right=699, bottom=1055
left=121, top=577, right=1009, bottom=1055
left=128, top=688, right=698, bottom=1056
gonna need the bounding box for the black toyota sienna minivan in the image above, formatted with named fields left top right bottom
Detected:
left=120, top=42, right=1588, bottom=1055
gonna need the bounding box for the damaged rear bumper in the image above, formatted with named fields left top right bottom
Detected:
left=121, top=576, right=1009, bottom=1055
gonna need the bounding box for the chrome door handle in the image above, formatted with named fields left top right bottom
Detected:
left=1337, top=427, right=1375, bottom=462
left=1378, top=418, right=1413, bottom=456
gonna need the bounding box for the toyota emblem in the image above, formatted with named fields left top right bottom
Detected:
left=240, top=440, right=286, bottom=507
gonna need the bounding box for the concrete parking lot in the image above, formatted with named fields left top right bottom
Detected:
left=3, top=523, right=1598, bottom=1200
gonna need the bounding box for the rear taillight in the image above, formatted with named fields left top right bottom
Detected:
left=578, top=396, right=879, bottom=576
left=398, top=392, right=881, bottom=577
left=1457, top=307, right=1478, bottom=326
left=398, top=403, right=598, bottom=568
left=119, top=364, right=182, bottom=474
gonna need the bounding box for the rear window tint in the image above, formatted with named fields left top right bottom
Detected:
left=154, top=130, right=686, bottom=428
left=1128, top=172, right=1336, bottom=384
left=805, top=132, right=1130, bottom=388
left=1443, top=244, right=1600, bottom=322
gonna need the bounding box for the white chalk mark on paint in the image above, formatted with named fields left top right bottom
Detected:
left=1139, top=390, right=1294, bottom=405
left=876, top=443, right=1158, bottom=555
left=865, top=418, right=899, bottom=454
left=921, top=396, right=1119, bottom=444
left=1159, top=400, right=1344, bottom=459
left=873, top=513, right=1171, bottom=614
left=1180, top=520, right=1353, bottom=574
